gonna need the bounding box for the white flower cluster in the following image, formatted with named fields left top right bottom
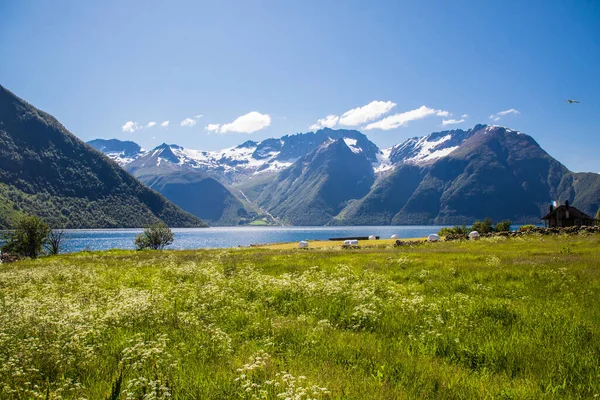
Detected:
left=233, top=351, right=330, bottom=399
left=120, top=334, right=176, bottom=400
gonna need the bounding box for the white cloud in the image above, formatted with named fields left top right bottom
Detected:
left=461, top=114, right=469, bottom=118
left=160, top=120, right=169, bottom=127
left=339, top=100, right=396, bottom=126
left=122, top=121, right=142, bottom=133
left=309, top=114, right=340, bottom=131
left=180, top=118, right=197, bottom=127
left=205, top=123, right=221, bottom=133
left=489, top=109, right=519, bottom=122
left=146, top=121, right=156, bottom=128
left=180, top=114, right=203, bottom=127
left=220, top=111, right=271, bottom=134
left=364, top=106, right=451, bottom=130
left=442, top=118, right=465, bottom=126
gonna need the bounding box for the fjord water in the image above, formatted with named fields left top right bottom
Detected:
left=60, top=226, right=451, bottom=253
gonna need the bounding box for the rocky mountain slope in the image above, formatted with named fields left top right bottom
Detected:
left=0, top=85, right=206, bottom=229
left=253, top=138, right=375, bottom=225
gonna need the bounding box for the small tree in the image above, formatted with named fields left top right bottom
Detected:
left=1, top=215, right=50, bottom=258
left=45, top=229, right=65, bottom=255
left=596, top=208, right=600, bottom=221
left=494, top=220, right=512, bottom=232
left=134, top=222, right=174, bottom=250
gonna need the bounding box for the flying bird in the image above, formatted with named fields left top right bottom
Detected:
left=565, top=99, right=580, bottom=104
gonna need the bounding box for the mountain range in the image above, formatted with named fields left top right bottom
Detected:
left=89, top=124, right=600, bottom=226
left=0, top=84, right=206, bottom=229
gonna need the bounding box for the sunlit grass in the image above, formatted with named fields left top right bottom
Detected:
left=1, top=234, right=599, bottom=399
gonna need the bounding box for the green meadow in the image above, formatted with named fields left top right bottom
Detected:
left=1, top=235, right=599, bottom=399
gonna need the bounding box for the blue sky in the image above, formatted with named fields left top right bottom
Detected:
left=1, top=1, right=599, bottom=172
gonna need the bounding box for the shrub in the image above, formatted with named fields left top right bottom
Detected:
left=471, top=218, right=494, bottom=234
left=494, top=220, right=512, bottom=232
left=444, top=233, right=469, bottom=241
left=438, top=225, right=468, bottom=236
left=45, top=229, right=65, bottom=255
left=1, top=215, right=50, bottom=258
left=134, top=222, right=174, bottom=250
left=519, top=225, right=536, bottom=233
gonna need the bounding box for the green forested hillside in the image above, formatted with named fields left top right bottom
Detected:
left=136, top=166, right=250, bottom=226
left=0, top=85, right=206, bottom=228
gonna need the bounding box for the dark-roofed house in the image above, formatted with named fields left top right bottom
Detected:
left=542, top=201, right=599, bottom=228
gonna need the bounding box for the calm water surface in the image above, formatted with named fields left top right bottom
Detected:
left=61, top=226, right=451, bottom=253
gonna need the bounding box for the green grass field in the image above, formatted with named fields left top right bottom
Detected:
left=1, top=234, right=599, bottom=399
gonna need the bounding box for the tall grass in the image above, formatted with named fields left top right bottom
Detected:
left=0, top=234, right=599, bottom=398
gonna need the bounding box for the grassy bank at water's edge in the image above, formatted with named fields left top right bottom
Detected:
left=1, top=234, right=599, bottom=398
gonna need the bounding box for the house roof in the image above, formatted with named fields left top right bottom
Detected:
left=541, top=205, right=596, bottom=220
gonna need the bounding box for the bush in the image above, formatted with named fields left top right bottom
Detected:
left=444, top=233, right=469, bottom=241
left=471, top=218, right=494, bottom=234
left=1, top=215, right=50, bottom=258
left=495, top=220, right=512, bottom=232
left=45, top=230, right=65, bottom=255
left=519, top=225, right=536, bottom=233
left=438, top=225, right=468, bottom=236
left=134, top=222, right=174, bottom=250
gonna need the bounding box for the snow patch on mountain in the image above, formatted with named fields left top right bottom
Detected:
left=487, top=125, right=524, bottom=135
left=102, top=151, right=145, bottom=166
left=374, top=147, right=394, bottom=173
left=343, top=137, right=363, bottom=154
left=388, top=125, right=486, bottom=165
left=402, top=134, right=459, bottom=163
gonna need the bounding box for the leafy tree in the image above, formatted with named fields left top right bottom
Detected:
left=45, top=229, right=65, bottom=255
left=134, top=222, right=174, bottom=250
left=494, top=220, right=512, bottom=232
left=471, top=218, right=494, bottom=234
left=596, top=208, right=600, bottom=221
left=1, top=215, right=50, bottom=258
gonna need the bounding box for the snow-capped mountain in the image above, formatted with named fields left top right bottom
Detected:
left=87, top=138, right=145, bottom=165
left=89, top=128, right=382, bottom=183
